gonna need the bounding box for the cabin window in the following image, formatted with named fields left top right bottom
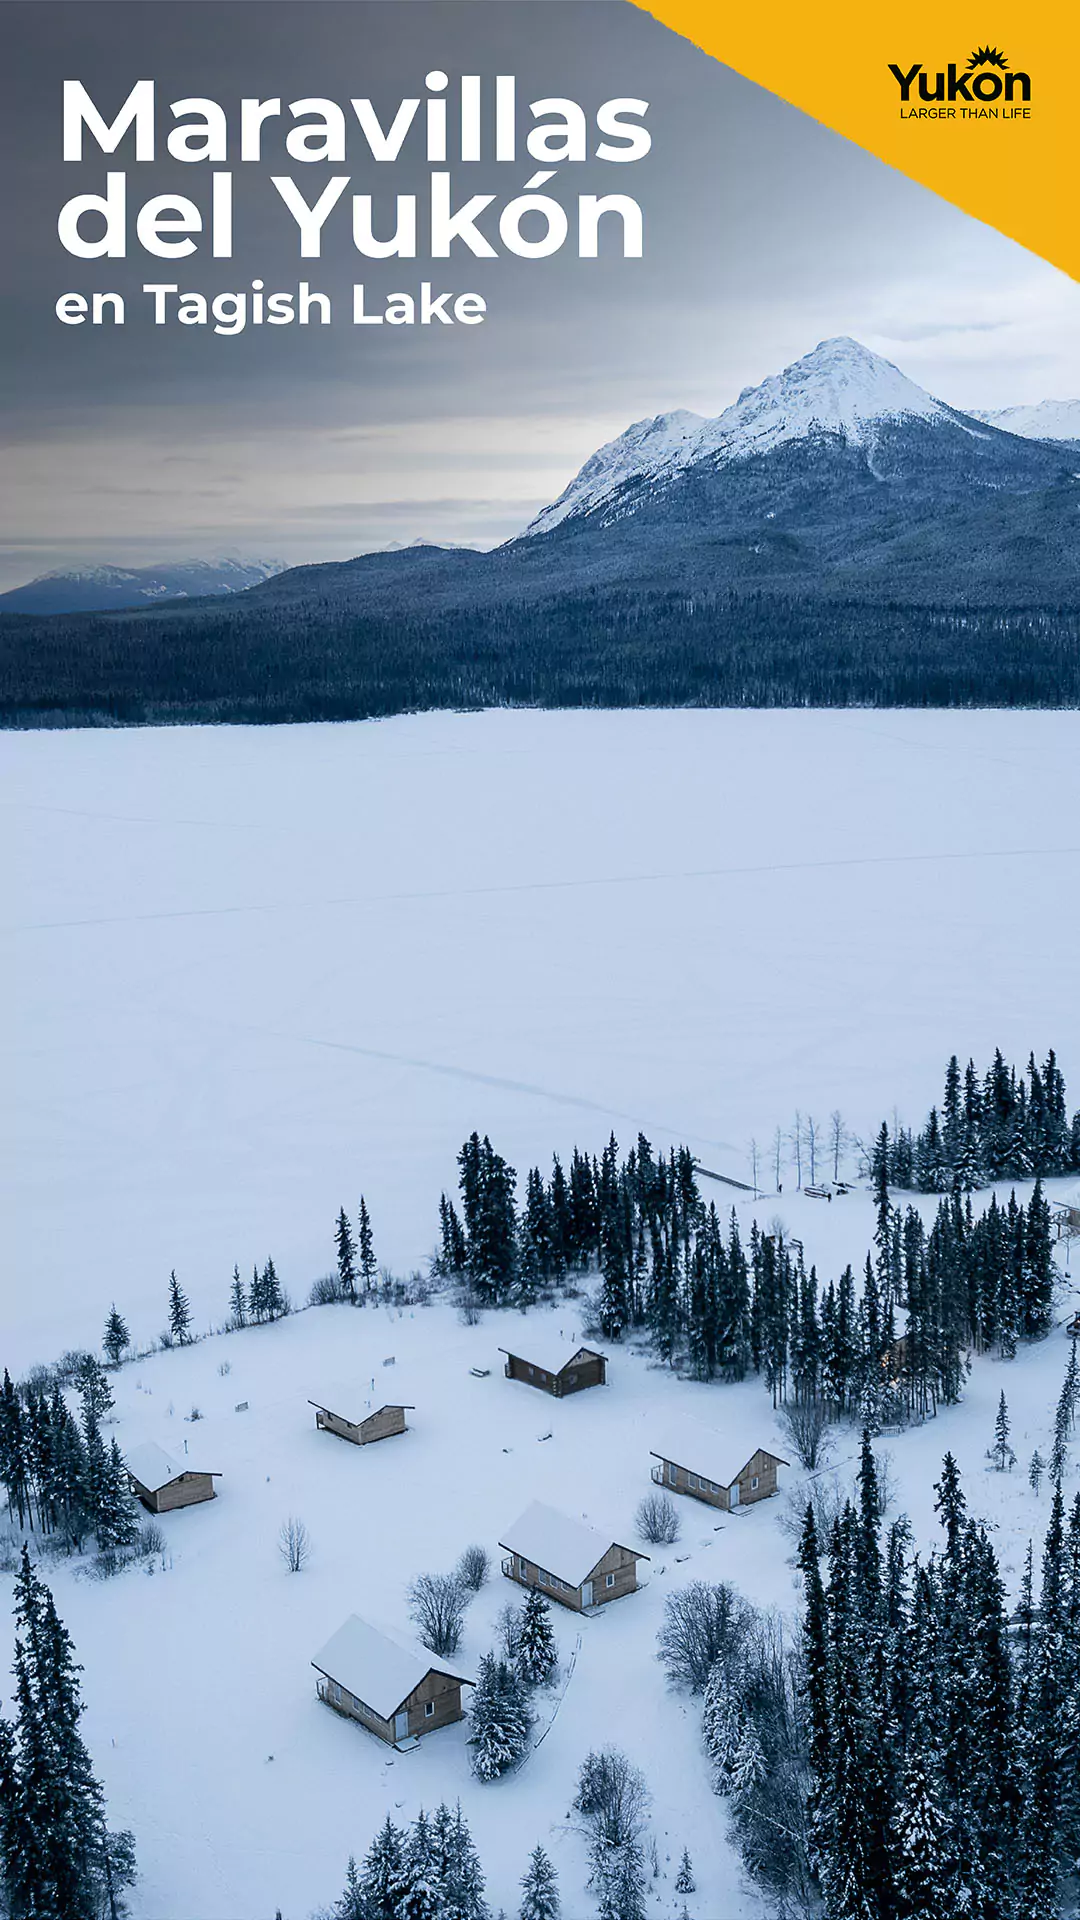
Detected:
left=331, top=1682, right=342, bottom=1703
left=352, top=1694, right=365, bottom=1713
left=538, top=1568, right=548, bottom=1585
left=566, top=1372, right=577, bottom=1385
left=424, top=1700, right=435, bottom=1718
left=605, top=1573, right=616, bottom=1589
left=538, top=1371, right=548, bottom=1383
left=751, top=1476, right=760, bottom=1490
left=688, top=1473, right=698, bottom=1489
left=520, top=1557, right=528, bottom=1576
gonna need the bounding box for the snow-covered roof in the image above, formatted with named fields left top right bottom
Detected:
left=499, top=1500, right=639, bottom=1585
left=649, top=1417, right=730, bottom=1481
left=311, top=1615, right=470, bottom=1719
left=125, top=1440, right=215, bottom=1492
left=308, top=1391, right=413, bottom=1420
left=499, top=1343, right=604, bottom=1377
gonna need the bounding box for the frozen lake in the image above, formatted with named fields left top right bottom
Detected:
left=4, top=707, right=1080, bottom=1368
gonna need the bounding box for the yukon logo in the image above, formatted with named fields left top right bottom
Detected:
left=890, top=45, right=1031, bottom=117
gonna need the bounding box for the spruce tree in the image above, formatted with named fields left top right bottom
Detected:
left=167, top=1270, right=191, bottom=1346
left=357, top=1197, right=378, bottom=1296
left=359, top=1815, right=404, bottom=1920
left=0, top=1549, right=125, bottom=1919
left=334, top=1208, right=357, bottom=1304
left=674, top=1848, right=695, bottom=1894
left=518, top=1844, right=560, bottom=1920
left=332, top=1855, right=365, bottom=1919
left=469, top=1653, right=532, bottom=1780
left=991, top=1391, right=1016, bottom=1472
left=1029, top=1449, right=1046, bottom=1497
left=228, top=1265, right=247, bottom=1328
left=102, top=1307, right=130, bottom=1368
left=516, top=1588, right=557, bottom=1688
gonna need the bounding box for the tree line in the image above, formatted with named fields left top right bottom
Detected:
left=435, top=1126, right=1059, bottom=1428
left=5, top=591, right=1080, bottom=729
left=0, top=1357, right=140, bottom=1562
left=873, top=1048, right=1080, bottom=1193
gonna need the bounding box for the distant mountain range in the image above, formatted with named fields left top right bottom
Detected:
left=3, top=337, right=1079, bottom=720
left=0, top=557, right=284, bottom=616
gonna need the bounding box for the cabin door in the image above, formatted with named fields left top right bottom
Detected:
left=394, top=1711, right=409, bottom=1741
left=581, top=1580, right=593, bottom=1608
left=729, top=1483, right=740, bottom=1509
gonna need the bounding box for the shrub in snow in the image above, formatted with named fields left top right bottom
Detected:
left=675, top=1848, right=695, bottom=1894
left=635, top=1490, right=680, bottom=1545
left=457, top=1543, right=490, bottom=1592
left=278, top=1516, right=311, bottom=1572
left=469, top=1652, right=533, bottom=1780
left=409, top=1570, right=469, bottom=1658
left=657, top=1581, right=750, bottom=1694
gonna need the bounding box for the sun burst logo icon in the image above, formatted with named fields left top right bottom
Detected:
left=966, top=45, right=1009, bottom=68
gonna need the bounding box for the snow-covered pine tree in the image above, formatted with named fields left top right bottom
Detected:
left=1028, top=1449, right=1045, bottom=1497
left=594, top=1839, right=647, bottom=1920
left=357, top=1197, right=378, bottom=1296
left=167, top=1269, right=191, bottom=1345
left=395, top=1808, right=441, bottom=1920
left=991, top=1391, right=1016, bottom=1472
left=102, top=1306, right=130, bottom=1368
left=430, top=1802, right=487, bottom=1920
left=468, top=1653, right=532, bottom=1780
left=0, top=1548, right=131, bottom=1918
left=228, top=1265, right=247, bottom=1328
left=333, top=1855, right=365, bottom=1919
left=518, top=1845, right=559, bottom=1920
left=77, top=1354, right=114, bottom=1427
left=674, top=1848, right=695, bottom=1894
left=516, top=1588, right=557, bottom=1687
left=95, top=1439, right=140, bottom=1557
left=334, top=1208, right=357, bottom=1304
left=359, top=1815, right=404, bottom=1920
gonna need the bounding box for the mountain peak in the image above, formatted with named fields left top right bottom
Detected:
left=523, top=336, right=954, bottom=538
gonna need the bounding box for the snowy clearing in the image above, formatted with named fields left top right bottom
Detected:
left=4, top=707, right=1080, bottom=1916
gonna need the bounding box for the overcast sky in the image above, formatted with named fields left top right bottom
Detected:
left=2, top=0, right=1078, bottom=588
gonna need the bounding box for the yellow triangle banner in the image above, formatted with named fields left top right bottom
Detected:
left=625, top=0, right=1077, bottom=281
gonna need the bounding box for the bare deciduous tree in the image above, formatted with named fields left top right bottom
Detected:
left=656, top=1580, right=750, bottom=1694
left=574, top=1748, right=651, bottom=1851
left=829, top=1110, right=847, bottom=1183
left=788, top=1112, right=803, bottom=1189
left=777, top=1395, right=833, bottom=1471
left=457, top=1543, right=490, bottom=1592
left=805, top=1115, right=820, bottom=1187
left=278, top=1515, right=311, bottom=1573
left=408, top=1570, right=469, bottom=1657
left=635, top=1491, right=681, bottom=1545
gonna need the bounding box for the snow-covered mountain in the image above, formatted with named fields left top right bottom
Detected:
left=526, top=337, right=958, bottom=535
left=0, top=556, right=285, bottom=615
left=969, top=398, right=1080, bottom=443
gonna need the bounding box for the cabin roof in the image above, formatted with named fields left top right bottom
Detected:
left=125, top=1440, right=218, bottom=1493
left=498, top=1343, right=605, bottom=1377
left=311, top=1615, right=471, bottom=1720
left=307, top=1396, right=414, bottom=1421
left=648, top=1429, right=788, bottom=1485
left=649, top=1417, right=730, bottom=1480
left=499, top=1498, right=644, bottom=1585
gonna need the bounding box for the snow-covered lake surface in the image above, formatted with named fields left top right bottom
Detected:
left=4, top=707, right=1080, bottom=1365
left=4, top=707, right=1080, bottom=1918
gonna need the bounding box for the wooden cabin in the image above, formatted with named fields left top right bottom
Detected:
left=308, top=1397, right=413, bottom=1446
left=499, top=1345, right=607, bottom=1397
left=312, top=1616, right=472, bottom=1747
left=1052, top=1201, right=1080, bottom=1241
left=650, top=1429, right=787, bottom=1512
left=499, top=1499, right=647, bottom=1611
left=125, top=1441, right=220, bottom=1514
left=1066, top=1311, right=1080, bottom=1338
